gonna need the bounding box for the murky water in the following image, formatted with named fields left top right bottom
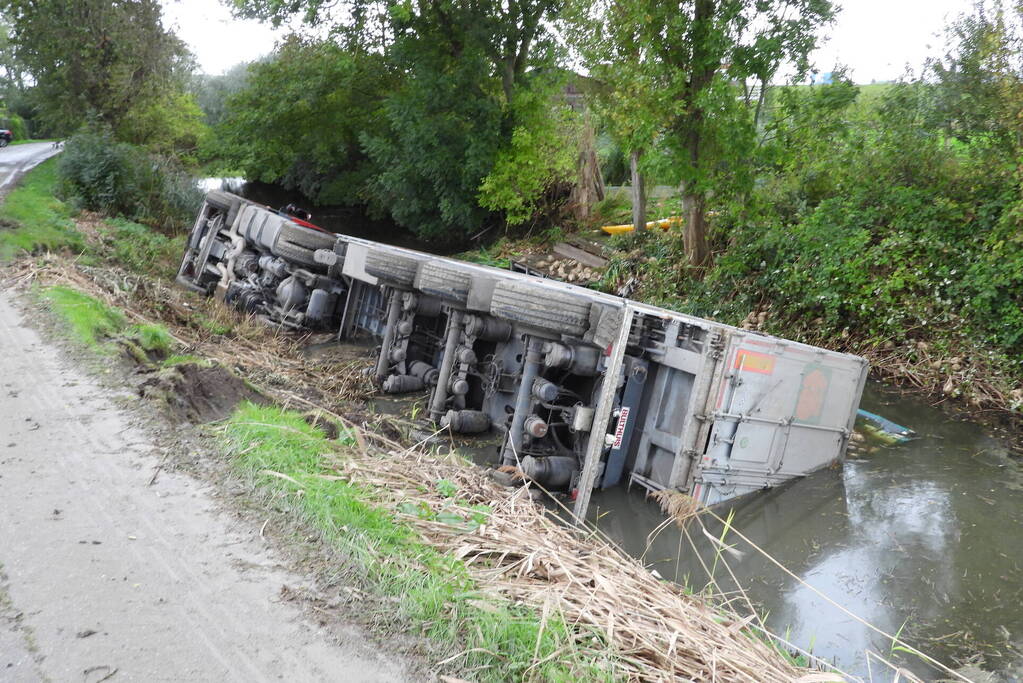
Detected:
left=588, top=382, right=1023, bottom=680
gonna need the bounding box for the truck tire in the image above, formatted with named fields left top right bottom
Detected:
left=204, top=191, right=243, bottom=229
left=414, top=262, right=472, bottom=303
left=365, top=249, right=420, bottom=286
left=273, top=222, right=337, bottom=268
left=490, top=280, right=593, bottom=337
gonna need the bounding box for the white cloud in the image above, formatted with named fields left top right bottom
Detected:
left=161, top=0, right=290, bottom=74
left=810, top=0, right=974, bottom=83
left=163, top=0, right=979, bottom=81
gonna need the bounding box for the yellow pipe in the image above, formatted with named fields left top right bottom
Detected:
left=601, top=216, right=682, bottom=235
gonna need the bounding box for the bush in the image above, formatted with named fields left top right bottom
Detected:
left=58, top=125, right=201, bottom=231
left=0, top=112, right=29, bottom=140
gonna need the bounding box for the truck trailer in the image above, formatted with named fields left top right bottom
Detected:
left=177, top=191, right=869, bottom=518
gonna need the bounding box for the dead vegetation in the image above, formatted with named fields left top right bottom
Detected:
left=4, top=254, right=376, bottom=416
left=310, top=422, right=818, bottom=682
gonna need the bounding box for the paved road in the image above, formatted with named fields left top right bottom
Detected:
left=0, top=293, right=411, bottom=682
left=0, top=142, right=62, bottom=196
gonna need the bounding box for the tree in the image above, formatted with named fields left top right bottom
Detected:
left=213, top=38, right=394, bottom=205
left=0, top=0, right=192, bottom=135
left=572, top=0, right=835, bottom=269
left=191, top=62, right=253, bottom=128
left=927, top=1, right=1023, bottom=151
left=234, top=0, right=570, bottom=240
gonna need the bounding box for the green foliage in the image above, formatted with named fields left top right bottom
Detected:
left=117, top=90, right=208, bottom=159
left=0, top=0, right=193, bottom=138
left=58, top=126, right=202, bottom=231
left=926, top=3, right=1023, bottom=149
left=360, top=44, right=503, bottom=241
left=162, top=354, right=211, bottom=368
left=230, top=0, right=570, bottom=241
left=39, top=285, right=126, bottom=348
left=102, top=217, right=185, bottom=278
left=190, top=62, right=252, bottom=128
left=211, top=39, right=393, bottom=205
left=223, top=402, right=610, bottom=681
left=0, top=158, right=84, bottom=261
left=569, top=0, right=836, bottom=265
left=629, top=7, right=1023, bottom=380
left=0, top=110, right=27, bottom=139
left=479, top=83, right=582, bottom=226
left=128, top=323, right=173, bottom=354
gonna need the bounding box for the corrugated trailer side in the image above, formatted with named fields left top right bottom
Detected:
left=685, top=330, right=868, bottom=506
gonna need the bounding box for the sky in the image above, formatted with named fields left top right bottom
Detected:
left=162, top=0, right=978, bottom=82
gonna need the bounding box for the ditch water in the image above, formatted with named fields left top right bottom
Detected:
left=209, top=176, right=1023, bottom=681
left=589, top=382, right=1023, bottom=681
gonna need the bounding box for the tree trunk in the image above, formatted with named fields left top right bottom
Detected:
left=681, top=188, right=709, bottom=270
left=630, top=148, right=646, bottom=234
left=570, top=114, right=605, bottom=220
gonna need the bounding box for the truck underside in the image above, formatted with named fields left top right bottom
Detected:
left=177, top=191, right=869, bottom=517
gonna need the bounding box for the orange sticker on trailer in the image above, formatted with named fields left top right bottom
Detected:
left=733, top=349, right=776, bottom=375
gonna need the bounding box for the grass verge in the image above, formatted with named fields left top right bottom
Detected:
left=39, top=285, right=127, bottom=348
left=222, top=402, right=610, bottom=682
left=0, top=158, right=83, bottom=262
left=38, top=284, right=175, bottom=359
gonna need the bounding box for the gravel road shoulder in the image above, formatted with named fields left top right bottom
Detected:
left=0, top=290, right=414, bottom=683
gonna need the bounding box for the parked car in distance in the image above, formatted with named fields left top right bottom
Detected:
left=0, top=129, right=12, bottom=147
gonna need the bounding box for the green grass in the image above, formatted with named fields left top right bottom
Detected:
left=223, top=403, right=613, bottom=682
left=39, top=285, right=176, bottom=360
left=101, top=217, right=185, bottom=279
left=39, top=285, right=127, bottom=349
left=0, top=158, right=83, bottom=262
left=162, top=354, right=211, bottom=368
left=129, top=323, right=173, bottom=354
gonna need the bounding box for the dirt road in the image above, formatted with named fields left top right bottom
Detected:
left=0, top=143, right=61, bottom=196
left=0, top=293, right=412, bottom=682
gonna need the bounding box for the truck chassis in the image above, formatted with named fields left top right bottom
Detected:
left=177, top=191, right=869, bottom=518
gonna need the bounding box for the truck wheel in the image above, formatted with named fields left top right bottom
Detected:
left=365, top=249, right=420, bottom=287
left=273, top=222, right=338, bottom=268
left=414, top=262, right=472, bottom=303
left=490, top=280, right=593, bottom=337
left=204, top=191, right=243, bottom=228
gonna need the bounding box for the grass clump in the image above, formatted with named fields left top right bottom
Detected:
left=129, top=323, right=173, bottom=354
left=0, top=159, right=84, bottom=262
left=223, top=402, right=607, bottom=682
left=39, top=285, right=176, bottom=361
left=162, top=354, right=211, bottom=368
left=40, top=285, right=126, bottom=348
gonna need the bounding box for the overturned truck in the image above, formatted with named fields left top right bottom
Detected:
left=177, top=191, right=869, bottom=518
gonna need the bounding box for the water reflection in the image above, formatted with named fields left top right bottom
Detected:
left=589, top=382, right=1023, bottom=680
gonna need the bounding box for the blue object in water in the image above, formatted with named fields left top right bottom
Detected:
left=856, top=409, right=916, bottom=444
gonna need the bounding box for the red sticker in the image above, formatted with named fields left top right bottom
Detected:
left=734, top=349, right=776, bottom=375
left=612, top=407, right=631, bottom=449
